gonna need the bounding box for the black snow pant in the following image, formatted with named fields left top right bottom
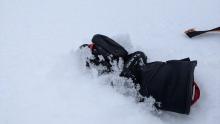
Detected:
left=80, top=34, right=197, bottom=114
left=121, top=52, right=197, bottom=114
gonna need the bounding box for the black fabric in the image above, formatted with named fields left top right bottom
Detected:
left=92, top=34, right=128, bottom=59
left=120, top=51, right=147, bottom=85
left=139, top=59, right=197, bottom=114
left=80, top=34, right=198, bottom=114
left=80, top=34, right=128, bottom=73
left=91, top=45, right=112, bottom=70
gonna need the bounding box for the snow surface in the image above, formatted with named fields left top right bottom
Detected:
left=0, top=0, right=220, bottom=124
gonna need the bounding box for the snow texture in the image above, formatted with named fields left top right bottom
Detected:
left=0, top=0, right=220, bottom=124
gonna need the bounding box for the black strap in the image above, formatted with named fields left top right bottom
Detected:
left=185, top=27, right=220, bottom=38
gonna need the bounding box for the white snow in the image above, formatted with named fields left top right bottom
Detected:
left=0, top=0, right=220, bottom=124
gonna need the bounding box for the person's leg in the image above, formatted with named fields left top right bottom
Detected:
left=139, top=59, right=197, bottom=114
left=120, top=51, right=147, bottom=85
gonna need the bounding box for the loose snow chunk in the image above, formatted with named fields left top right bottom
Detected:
left=98, top=55, right=105, bottom=61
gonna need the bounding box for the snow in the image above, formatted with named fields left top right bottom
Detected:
left=0, top=0, right=220, bottom=124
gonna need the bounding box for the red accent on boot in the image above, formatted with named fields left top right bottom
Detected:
left=191, top=81, right=200, bottom=105
left=88, top=43, right=95, bottom=50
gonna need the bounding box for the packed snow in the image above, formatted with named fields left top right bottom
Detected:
left=0, top=0, right=220, bottom=124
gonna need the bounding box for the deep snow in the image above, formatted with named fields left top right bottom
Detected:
left=0, top=0, right=220, bottom=124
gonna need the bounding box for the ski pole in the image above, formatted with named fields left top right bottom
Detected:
left=185, top=27, right=220, bottom=38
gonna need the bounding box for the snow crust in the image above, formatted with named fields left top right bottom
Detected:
left=0, top=0, right=220, bottom=124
